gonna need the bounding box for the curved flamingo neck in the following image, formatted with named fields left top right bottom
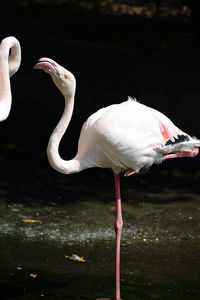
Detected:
left=47, top=95, right=81, bottom=174
left=8, top=40, right=21, bottom=77
left=0, top=37, right=21, bottom=121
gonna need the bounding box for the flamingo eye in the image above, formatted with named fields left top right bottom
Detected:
left=64, top=74, right=68, bottom=79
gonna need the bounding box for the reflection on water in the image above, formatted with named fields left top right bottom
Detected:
left=0, top=168, right=200, bottom=299
left=0, top=199, right=200, bottom=244
left=0, top=190, right=200, bottom=244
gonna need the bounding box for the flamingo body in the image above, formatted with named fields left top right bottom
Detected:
left=34, top=57, right=200, bottom=300
left=76, top=98, right=199, bottom=174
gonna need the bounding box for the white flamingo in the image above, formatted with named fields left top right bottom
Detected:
left=0, top=36, right=21, bottom=121
left=34, top=57, right=200, bottom=300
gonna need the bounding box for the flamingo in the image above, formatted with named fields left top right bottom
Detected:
left=34, top=57, right=200, bottom=300
left=0, top=36, right=21, bottom=121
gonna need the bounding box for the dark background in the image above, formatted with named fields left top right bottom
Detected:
left=1, top=0, right=200, bottom=188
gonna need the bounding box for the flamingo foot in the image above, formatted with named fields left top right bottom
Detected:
left=96, top=298, right=122, bottom=300
left=96, top=298, right=112, bottom=300
left=124, top=168, right=136, bottom=177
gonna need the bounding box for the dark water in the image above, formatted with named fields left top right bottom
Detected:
left=0, top=164, right=200, bottom=300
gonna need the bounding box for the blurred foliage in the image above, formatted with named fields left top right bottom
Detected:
left=1, top=0, right=200, bottom=54
left=1, top=0, right=198, bottom=18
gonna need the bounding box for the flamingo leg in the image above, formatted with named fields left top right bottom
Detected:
left=163, top=146, right=199, bottom=160
left=114, top=173, right=123, bottom=300
left=124, top=168, right=136, bottom=177
left=96, top=173, right=123, bottom=300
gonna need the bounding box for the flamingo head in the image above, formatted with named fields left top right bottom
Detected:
left=34, top=57, right=76, bottom=98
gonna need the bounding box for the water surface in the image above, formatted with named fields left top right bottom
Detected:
left=0, top=166, right=200, bottom=299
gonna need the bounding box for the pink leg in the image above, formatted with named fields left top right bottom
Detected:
left=96, top=173, right=123, bottom=300
left=114, top=174, right=123, bottom=300
left=163, top=146, right=199, bottom=160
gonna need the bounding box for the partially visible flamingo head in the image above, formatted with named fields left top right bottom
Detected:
left=34, top=57, right=76, bottom=98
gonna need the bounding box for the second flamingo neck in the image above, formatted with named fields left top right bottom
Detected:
left=0, top=52, right=11, bottom=120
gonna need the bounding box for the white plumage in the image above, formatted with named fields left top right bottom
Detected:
left=76, top=96, right=200, bottom=173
